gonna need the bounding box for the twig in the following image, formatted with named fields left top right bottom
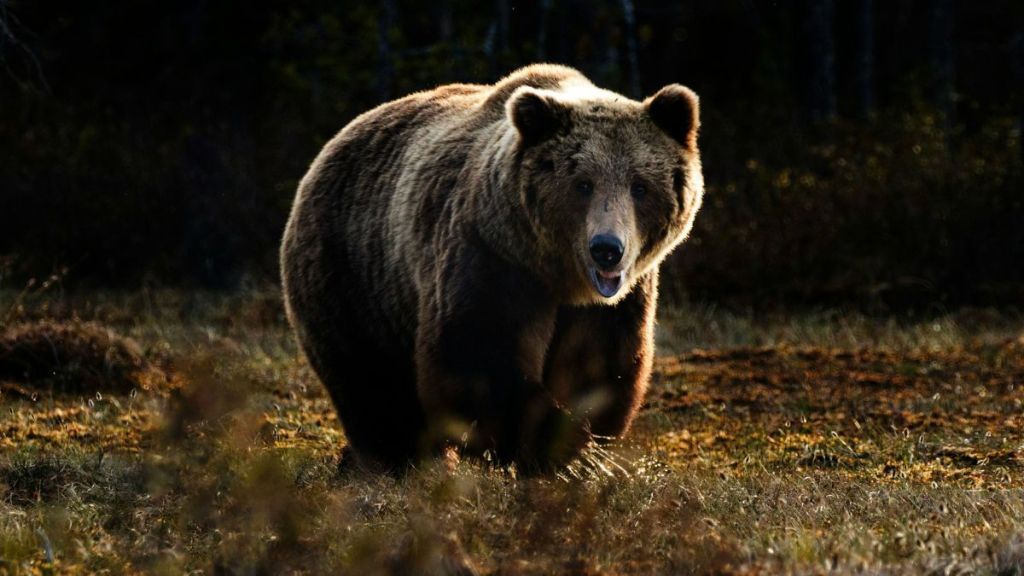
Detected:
left=35, top=527, right=54, bottom=564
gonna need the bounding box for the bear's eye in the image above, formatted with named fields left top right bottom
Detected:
left=575, top=180, right=594, bottom=196
left=630, top=180, right=647, bottom=200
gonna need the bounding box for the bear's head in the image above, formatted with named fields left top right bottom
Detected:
left=505, top=82, right=703, bottom=305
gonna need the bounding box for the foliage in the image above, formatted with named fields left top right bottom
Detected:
left=0, top=2, right=1021, bottom=305
left=673, top=108, right=1024, bottom=307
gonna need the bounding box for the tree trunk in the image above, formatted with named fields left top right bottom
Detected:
left=537, top=0, right=551, bottom=61
left=556, top=0, right=570, bottom=65
left=377, top=0, right=396, bottom=102
left=621, top=0, right=642, bottom=98
left=1012, top=30, right=1024, bottom=170
left=436, top=0, right=455, bottom=81
left=800, top=0, right=837, bottom=122
left=437, top=0, right=453, bottom=43
left=496, top=0, right=510, bottom=55
left=927, top=0, right=955, bottom=130
left=851, top=0, right=875, bottom=119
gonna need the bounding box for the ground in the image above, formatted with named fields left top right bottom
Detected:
left=0, top=291, right=1022, bottom=575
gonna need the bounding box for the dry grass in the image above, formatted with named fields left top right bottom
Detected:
left=0, top=290, right=1022, bottom=574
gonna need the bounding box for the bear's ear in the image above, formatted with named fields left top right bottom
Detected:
left=644, top=84, right=700, bottom=150
left=507, top=87, right=571, bottom=147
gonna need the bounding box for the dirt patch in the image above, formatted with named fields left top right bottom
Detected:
left=0, top=320, right=164, bottom=396
left=643, top=341, right=1024, bottom=489
left=651, top=341, right=1024, bottom=432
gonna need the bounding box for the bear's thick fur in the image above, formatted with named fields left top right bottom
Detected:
left=281, top=64, right=703, bottom=471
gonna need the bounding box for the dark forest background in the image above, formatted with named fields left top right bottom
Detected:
left=1, top=0, right=1022, bottom=310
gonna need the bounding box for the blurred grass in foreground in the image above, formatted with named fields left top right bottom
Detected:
left=0, top=290, right=1022, bottom=574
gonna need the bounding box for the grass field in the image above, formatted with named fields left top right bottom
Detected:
left=1, top=291, right=1022, bottom=574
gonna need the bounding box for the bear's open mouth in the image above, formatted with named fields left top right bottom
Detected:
left=588, top=268, right=624, bottom=298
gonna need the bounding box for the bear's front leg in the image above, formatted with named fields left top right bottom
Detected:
left=414, top=243, right=588, bottom=469
left=543, top=271, right=658, bottom=440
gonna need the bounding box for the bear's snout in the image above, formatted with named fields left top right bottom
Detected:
left=587, top=234, right=627, bottom=298
left=589, top=234, right=624, bottom=270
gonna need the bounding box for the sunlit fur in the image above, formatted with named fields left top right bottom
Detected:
left=280, top=64, right=703, bottom=471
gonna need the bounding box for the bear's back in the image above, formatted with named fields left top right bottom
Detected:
left=480, top=63, right=589, bottom=112
left=284, top=65, right=594, bottom=350
left=360, top=64, right=589, bottom=147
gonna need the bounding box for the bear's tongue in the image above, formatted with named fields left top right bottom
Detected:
left=594, top=270, right=623, bottom=298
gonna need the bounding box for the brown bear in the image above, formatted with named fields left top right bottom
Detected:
left=280, top=64, right=703, bottom=472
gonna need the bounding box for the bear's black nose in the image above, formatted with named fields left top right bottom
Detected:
left=589, top=234, right=624, bottom=270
